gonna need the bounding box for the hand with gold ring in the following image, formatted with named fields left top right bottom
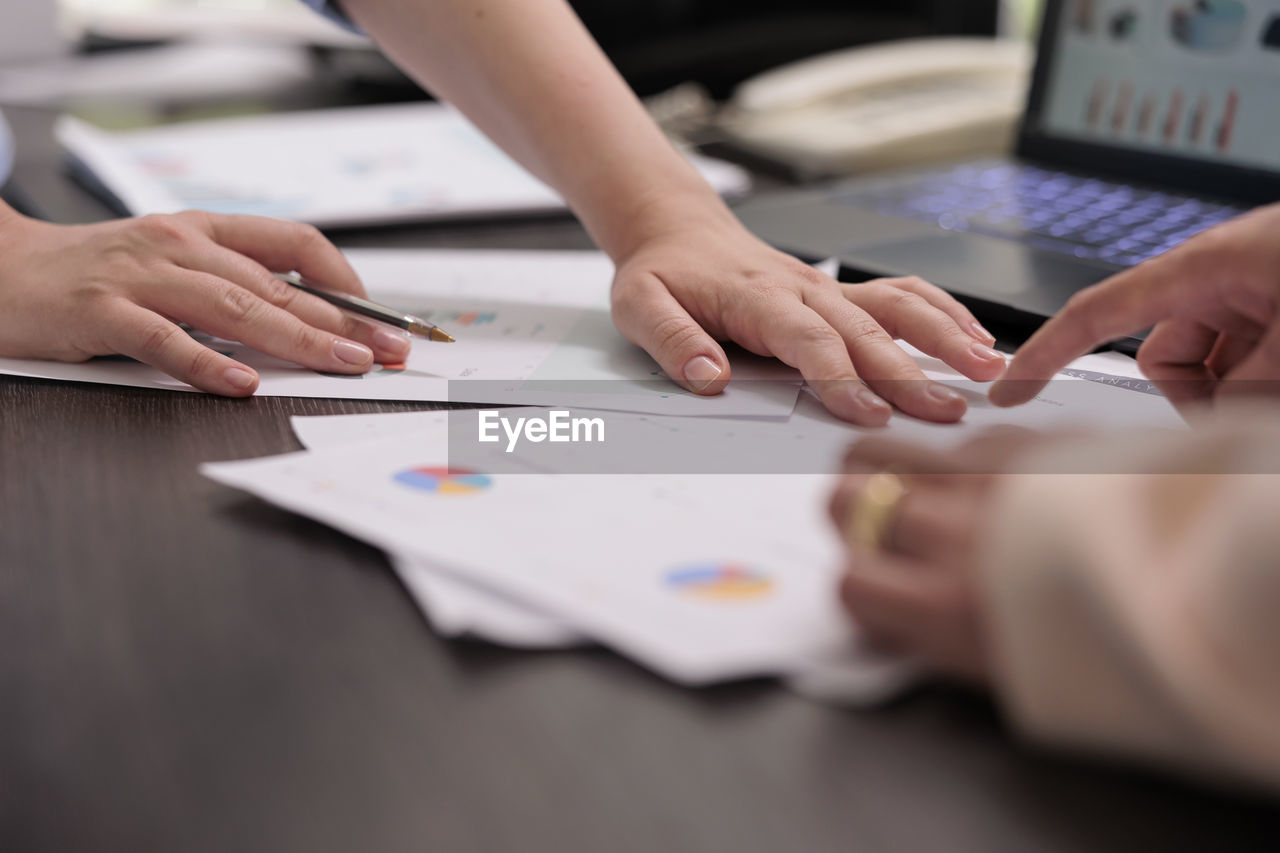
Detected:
left=828, top=427, right=1054, bottom=681
left=844, top=471, right=909, bottom=552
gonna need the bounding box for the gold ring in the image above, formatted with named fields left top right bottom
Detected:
left=845, top=471, right=908, bottom=551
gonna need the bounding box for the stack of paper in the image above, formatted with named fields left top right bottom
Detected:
left=202, top=342, right=1182, bottom=699
left=206, top=413, right=862, bottom=685
left=236, top=347, right=1179, bottom=700
left=57, top=103, right=752, bottom=228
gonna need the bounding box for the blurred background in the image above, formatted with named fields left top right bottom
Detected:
left=3, top=0, right=1031, bottom=102
left=0, top=0, right=1043, bottom=219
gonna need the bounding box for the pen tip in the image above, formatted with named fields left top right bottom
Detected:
left=408, top=321, right=456, bottom=342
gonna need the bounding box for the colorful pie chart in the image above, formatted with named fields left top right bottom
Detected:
left=665, top=563, right=774, bottom=601
left=393, top=466, right=492, bottom=495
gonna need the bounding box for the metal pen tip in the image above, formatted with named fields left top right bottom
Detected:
left=409, top=321, right=455, bottom=342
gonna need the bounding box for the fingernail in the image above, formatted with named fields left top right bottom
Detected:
left=683, top=355, right=723, bottom=392
left=223, top=367, right=257, bottom=391
left=333, top=339, right=373, bottom=366
left=925, top=382, right=964, bottom=406
left=968, top=320, right=996, bottom=344
left=374, top=327, right=412, bottom=358
left=853, top=387, right=892, bottom=418
left=970, top=341, right=1006, bottom=363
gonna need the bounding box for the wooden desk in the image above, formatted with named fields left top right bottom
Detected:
left=2, top=104, right=1277, bottom=853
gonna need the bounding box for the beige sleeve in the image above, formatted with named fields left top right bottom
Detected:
left=980, top=405, right=1280, bottom=791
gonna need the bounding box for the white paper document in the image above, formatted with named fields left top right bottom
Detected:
left=254, top=346, right=1185, bottom=694
left=286, top=345, right=1182, bottom=653
left=0, top=250, right=800, bottom=417
left=205, top=440, right=856, bottom=686
left=0, top=43, right=317, bottom=108
left=293, top=409, right=590, bottom=649
left=56, top=103, right=751, bottom=227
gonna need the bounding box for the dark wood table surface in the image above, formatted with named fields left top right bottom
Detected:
left=2, top=104, right=1278, bottom=853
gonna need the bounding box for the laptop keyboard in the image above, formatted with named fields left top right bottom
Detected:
left=831, top=162, right=1244, bottom=268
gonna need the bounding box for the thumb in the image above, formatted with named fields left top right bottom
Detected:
left=612, top=271, right=731, bottom=395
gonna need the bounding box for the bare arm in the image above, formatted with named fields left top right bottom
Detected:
left=342, top=0, right=714, bottom=260
left=336, top=0, right=1008, bottom=424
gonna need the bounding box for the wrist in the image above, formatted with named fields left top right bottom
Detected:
left=585, top=178, right=738, bottom=263
left=0, top=201, right=36, bottom=254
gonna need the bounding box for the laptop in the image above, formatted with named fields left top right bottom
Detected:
left=735, top=0, right=1280, bottom=348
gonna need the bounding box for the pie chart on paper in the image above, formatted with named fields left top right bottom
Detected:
left=393, top=466, right=492, bottom=495
left=665, top=563, right=774, bottom=601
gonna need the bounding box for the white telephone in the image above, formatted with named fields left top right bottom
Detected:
left=0, top=112, right=12, bottom=187
left=717, top=38, right=1033, bottom=178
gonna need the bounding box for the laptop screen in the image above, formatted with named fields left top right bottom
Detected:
left=1024, top=0, right=1280, bottom=181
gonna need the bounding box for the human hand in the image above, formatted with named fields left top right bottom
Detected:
left=609, top=210, right=1008, bottom=425
left=991, top=202, right=1280, bottom=411
left=0, top=207, right=410, bottom=396
left=340, top=0, right=1004, bottom=425
left=827, top=429, right=1054, bottom=681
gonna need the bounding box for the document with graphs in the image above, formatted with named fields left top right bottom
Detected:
left=204, top=427, right=857, bottom=686
left=202, top=353, right=1182, bottom=693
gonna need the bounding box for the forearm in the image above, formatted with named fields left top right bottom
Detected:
left=340, top=0, right=730, bottom=260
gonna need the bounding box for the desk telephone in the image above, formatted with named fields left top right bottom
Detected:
left=0, top=112, right=12, bottom=187
left=716, top=38, right=1032, bottom=178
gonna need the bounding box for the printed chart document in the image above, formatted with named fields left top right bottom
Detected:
left=206, top=432, right=858, bottom=686
left=202, top=345, right=1188, bottom=699
left=57, top=103, right=751, bottom=227
left=0, top=250, right=800, bottom=417
left=287, top=346, right=1182, bottom=654
left=294, top=409, right=591, bottom=649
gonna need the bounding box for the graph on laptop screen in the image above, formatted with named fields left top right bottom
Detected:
left=1036, top=0, right=1280, bottom=173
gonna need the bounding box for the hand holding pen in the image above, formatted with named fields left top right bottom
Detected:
left=275, top=271, right=455, bottom=343
left=0, top=208, right=436, bottom=396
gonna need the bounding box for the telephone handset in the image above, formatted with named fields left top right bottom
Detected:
left=717, top=38, right=1033, bottom=178
left=0, top=112, right=12, bottom=187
